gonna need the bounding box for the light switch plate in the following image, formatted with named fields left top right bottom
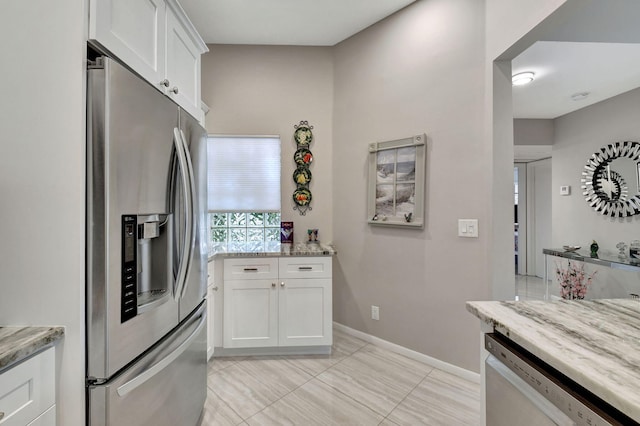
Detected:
left=560, top=185, right=571, bottom=196
left=458, top=219, right=479, bottom=238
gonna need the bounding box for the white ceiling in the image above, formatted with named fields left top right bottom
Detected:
left=512, top=41, right=640, bottom=119
left=178, top=0, right=417, bottom=46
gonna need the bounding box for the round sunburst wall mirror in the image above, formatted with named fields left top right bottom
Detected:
left=581, top=141, right=640, bottom=217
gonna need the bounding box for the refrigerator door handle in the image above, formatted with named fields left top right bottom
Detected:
left=172, top=127, right=193, bottom=301
left=116, top=309, right=206, bottom=397
left=178, top=129, right=197, bottom=299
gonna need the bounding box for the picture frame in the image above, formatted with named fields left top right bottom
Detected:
left=367, top=134, right=426, bottom=228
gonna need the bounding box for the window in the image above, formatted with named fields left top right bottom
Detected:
left=209, top=212, right=281, bottom=253
left=207, top=136, right=281, bottom=253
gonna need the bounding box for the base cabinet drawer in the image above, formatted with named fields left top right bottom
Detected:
left=223, top=258, right=278, bottom=280
left=279, top=257, right=332, bottom=279
left=0, top=347, right=55, bottom=426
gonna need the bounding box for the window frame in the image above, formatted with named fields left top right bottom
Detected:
left=367, top=134, right=426, bottom=228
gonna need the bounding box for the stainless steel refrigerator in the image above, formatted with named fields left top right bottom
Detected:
left=86, top=56, right=208, bottom=425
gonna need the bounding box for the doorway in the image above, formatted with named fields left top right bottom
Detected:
left=514, top=158, right=551, bottom=299
left=514, top=158, right=552, bottom=277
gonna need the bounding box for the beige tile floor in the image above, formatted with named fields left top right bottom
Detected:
left=201, top=329, right=480, bottom=425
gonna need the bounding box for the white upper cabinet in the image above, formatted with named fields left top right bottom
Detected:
left=89, top=0, right=207, bottom=121
left=165, top=3, right=203, bottom=120
left=89, top=0, right=166, bottom=87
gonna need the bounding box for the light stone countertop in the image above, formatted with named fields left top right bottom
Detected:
left=466, top=299, right=640, bottom=421
left=209, top=242, right=336, bottom=260
left=0, top=326, right=64, bottom=372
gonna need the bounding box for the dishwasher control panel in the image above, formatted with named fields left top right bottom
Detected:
left=485, top=333, right=631, bottom=426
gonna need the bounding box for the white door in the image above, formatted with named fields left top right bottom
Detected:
left=278, top=279, right=332, bottom=346
left=223, top=279, right=278, bottom=348
left=527, top=158, right=552, bottom=278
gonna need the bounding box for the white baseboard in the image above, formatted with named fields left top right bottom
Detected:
left=333, top=322, right=480, bottom=384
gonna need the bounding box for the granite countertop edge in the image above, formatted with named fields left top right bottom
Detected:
left=209, top=244, right=337, bottom=261
left=0, top=326, right=65, bottom=372
left=466, top=299, right=640, bottom=422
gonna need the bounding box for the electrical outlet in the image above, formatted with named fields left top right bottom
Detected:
left=371, top=305, right=380, bottom=320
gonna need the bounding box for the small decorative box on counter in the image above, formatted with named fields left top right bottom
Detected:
left=280, top=222, right=294, bottom=243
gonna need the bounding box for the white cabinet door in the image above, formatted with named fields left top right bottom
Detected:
left=278, top=278, right=332, bottom=346
left=165, top=6, right=203, bottom=121
left=0, top=347, right=55, bottom=426
left=26, top=405, right=56, bottom=426
left=89, top=0, right=166, bottom=87
left=223, top=279, right=278, bottom=348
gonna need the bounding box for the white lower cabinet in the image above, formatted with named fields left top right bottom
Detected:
left=0, top=347, right=56, bottom=426
left=278, top=277, right=332, bottom=347
left=223, top=257, right=332, bottom=350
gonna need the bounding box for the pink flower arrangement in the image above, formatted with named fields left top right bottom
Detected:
left=555, top=260, right=597, bottom=300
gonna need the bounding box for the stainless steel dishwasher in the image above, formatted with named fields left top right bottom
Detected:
left=484, top=333, right=637, bottom=426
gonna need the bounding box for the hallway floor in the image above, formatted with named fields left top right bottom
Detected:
left=201, top=329, right=480, bottom=425
left=515, top=274, right=547, bottom=300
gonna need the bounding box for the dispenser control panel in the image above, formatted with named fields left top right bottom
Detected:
left=121, top=215, right=138, bottom=322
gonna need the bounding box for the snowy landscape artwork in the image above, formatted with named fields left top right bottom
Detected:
left=376, top=146, right=416, bottom=217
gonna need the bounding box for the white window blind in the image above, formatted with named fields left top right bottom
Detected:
left=207, top=136, right=281, bottom=212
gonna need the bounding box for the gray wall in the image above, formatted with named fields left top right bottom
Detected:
left=201, top=45, right=334, bottom=242
left=332, top=0, right=489, bottom=372
left=0, top=1, right=87, bottom=424
left=514, top=119, right=554, bottom=146
left=515, top=90, right=640, bottom=266
left=553, top=86, right=640, bottom=256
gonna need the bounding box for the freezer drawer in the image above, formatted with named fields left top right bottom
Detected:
left=88, top=303, right=207, bottom=426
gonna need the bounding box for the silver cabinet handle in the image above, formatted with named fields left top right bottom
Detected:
left=280, top=282, right=285, bottom=287
left=298, top=266, right=313, bottom=270
left=243, top=268, right=258, bottom=272
left=159, top=79, right=170, bottom=87
left=170, top=86, right=179, bottom=94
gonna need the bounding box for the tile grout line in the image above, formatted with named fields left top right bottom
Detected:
left=241, top=341, right=370, bottom=423
left=205, top=335, right=372, bottom=424
left=378, top=367, right=435, bottom=424
left=206, top=384, right=245, bottom=423
left=232, top=349, right=359, bottom=424
left=313, top=342, right=401, bottom=420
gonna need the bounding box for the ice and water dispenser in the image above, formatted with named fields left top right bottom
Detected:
left=121, top=214, right=173, bottom=322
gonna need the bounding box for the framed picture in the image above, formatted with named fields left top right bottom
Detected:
left=367, top=134, right=426, bottom=228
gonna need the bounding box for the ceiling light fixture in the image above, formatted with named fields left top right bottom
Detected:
left=512, top=72, right=535, bottom=86
left=571, top=92, right=590, bottom=101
